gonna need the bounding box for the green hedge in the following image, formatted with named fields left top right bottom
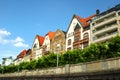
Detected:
left=1, top=36, right=120, bottom=74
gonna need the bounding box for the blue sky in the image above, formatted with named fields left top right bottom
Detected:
left=0, top=0, right=119, bottom=64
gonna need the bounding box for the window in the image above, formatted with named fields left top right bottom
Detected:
left=83, top=33, right=89, bottom=39
left=92, top=37, right=96, bottom=41
left=74, top=36, right=80, bottom=42
left=68, top=32, right=74, bottom=37
left=118, top=12, right=120, bottom=16
left=92, top=30, right=96, bottom=33
left=61, top=45, right=63, bottom=50
left=67, top=47, right=71, bottom=50
left=68, top=39, right=71, bottom=45
left=33, top=43, right=37, bottom=48
left=83, top=42, right=88, bottom=48
left=92, top=23, right=95, bottom=26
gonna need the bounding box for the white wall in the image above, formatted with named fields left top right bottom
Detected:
left=32, top=37, right=40, bottom=50
left=32, top=37, right=43, bottom=59
left=4, top=59, right=13, bottom=66
left=43, top=35, right=50, bottom=51
left=66, top=18, right=82, bottom=50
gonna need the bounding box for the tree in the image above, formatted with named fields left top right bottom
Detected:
left=107, top=36, right=120, bottom=57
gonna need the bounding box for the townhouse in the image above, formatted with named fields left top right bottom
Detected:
left=51, top=29, right=66, bottom=53
left=66, top=14, right=95, bottom=50
left=22, top=49, right=32, bottom=62
left=90, top=4, right=120, bottom=43
left=31, top=35, right=44, bottom=60
left=14, top=50, right=27, bottom=65
left=42, top=31, right=55, bottom=55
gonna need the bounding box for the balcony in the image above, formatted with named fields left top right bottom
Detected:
left=73, top=38, right=89, bottom=46
left=93, top=11, right=116, bottom=22
left=93, top=17, right=116, bottom=29
left=93, top=32, right=118, bottom=43
left=42, top=51, right=50, bottom=55
left=93, top=25, right=118, bottom=36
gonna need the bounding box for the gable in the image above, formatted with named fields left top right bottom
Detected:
left=32, top=35, right=44, bottom=49
left=66, top=17, right=82, bottom=37
left=43, top=35, right=50, bottom=45
left=32, top=37, right=40, bottom=48
left=52, top=29, right=66, bottom=42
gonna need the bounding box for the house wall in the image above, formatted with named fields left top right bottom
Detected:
left=43, top=35, right=50, bottom=52
left=32, top=37, right=42, bottom=60
left=51, top=30, right=66, bottom=53
left=66, top=18, right=82, bottom=51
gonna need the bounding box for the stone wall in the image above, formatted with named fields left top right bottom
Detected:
left=0, top=57, right=120, bottom=77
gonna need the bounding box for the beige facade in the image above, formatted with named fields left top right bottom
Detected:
left=51, top=29, right=66, bottom=53
left=90, top=10, right=120, bottom=43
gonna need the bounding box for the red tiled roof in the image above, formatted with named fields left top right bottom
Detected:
left=75, top=14, right=96, bottom=27
left=17, top=50, right=27, bottom=59
left=46, top=31, right=55, bottom=40
left=37, top=35, right=44, bottom=46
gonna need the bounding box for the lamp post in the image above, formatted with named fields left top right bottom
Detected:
left=1, top=66, right=4, bottom=74
left=56, top=43, right=60, bottom=68
left=17, top=59, right=20, bottom=72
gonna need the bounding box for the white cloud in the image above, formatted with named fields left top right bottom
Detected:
left=13, top=42, right=29, bottom=47
left=0, top=29, right=29, bottom=48
left=14, top=37, right=24, bottom=43
left=12, top=37, right=29, bottom=48
left=0, top=29, right=11, bottom=44
left=0, top=29, right=11, bottom=37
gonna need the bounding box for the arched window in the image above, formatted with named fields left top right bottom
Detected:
left=83, top=32, right=89, bottom=39
left=68, top=39, right=71, bottom=45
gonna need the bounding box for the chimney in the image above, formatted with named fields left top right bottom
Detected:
left=96, top=9, right=100, bottom=15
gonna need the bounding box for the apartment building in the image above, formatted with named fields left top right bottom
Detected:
left=14, top=50, right=27, bottom=65
left=90, top=4, right=120, bottom=43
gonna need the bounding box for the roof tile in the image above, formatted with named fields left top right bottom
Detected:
left=46, top=31, right=55, bottom=40
left=37, top=35, right=44, bottom=46
left=17, top=50, right=27, bottom=59
left=75, top=14, right=96, bottom=27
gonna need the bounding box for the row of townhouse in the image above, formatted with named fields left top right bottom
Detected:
left=12, top=4, right=120, bottom=65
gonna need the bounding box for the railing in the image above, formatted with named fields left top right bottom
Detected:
left=93, top=31, right=117, bottom=43
left=93, top=25, right=117, bottom=36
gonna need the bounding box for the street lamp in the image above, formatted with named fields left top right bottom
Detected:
left=17, top=59, right=21, bottom=72
left=56, top=43, right=60, bottom=68
left=1, top=66, right=4, bottom=74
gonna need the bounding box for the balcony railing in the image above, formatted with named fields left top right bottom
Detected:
left=93, top=25, right=117, bottom=36
left=73, top=38, right=89, bottom=46
left=93, top=11, right=116, bottom=22
left=93, top=17, right=116, bottom=29
left=93, top=32, right=118, bottom=43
